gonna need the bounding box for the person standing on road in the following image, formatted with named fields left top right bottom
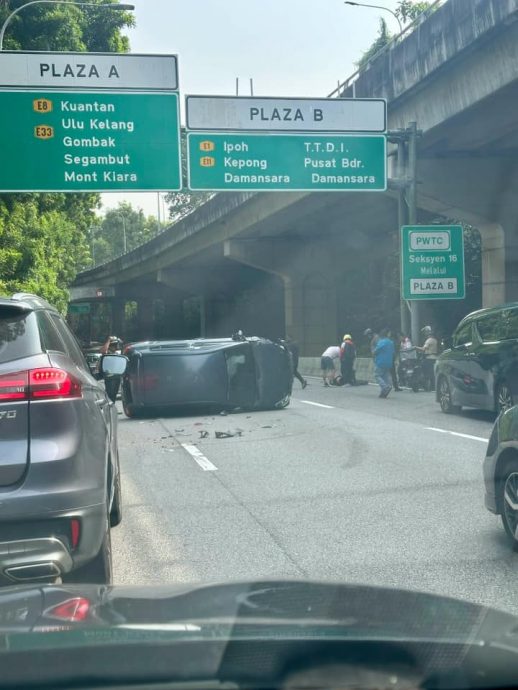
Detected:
left=364, top=328, right=379, bottom=354
left=340, top=334, right=357, bottom=386
left=416, top=325, right=439, bottom=391
left=389, top=330, right=403, bottom=392
left=285, top=336, right=307, bottom=389
left=321, top=344, right=340, bottom=386
left=374, top=328, right=395, bottom=399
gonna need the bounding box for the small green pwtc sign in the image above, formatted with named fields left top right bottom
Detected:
left=401, top=225, right=465, bottom=300
left=68, top=303, right=91, bottom=314
left=0, top=90, right=181, bottom=191
left=187, top=132, right=386, bottom=192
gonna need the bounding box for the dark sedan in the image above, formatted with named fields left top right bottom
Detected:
left=121, top=336, right=293, bottom=418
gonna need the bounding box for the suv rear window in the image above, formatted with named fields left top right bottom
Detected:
left=0, top=308, right=41, bottom=364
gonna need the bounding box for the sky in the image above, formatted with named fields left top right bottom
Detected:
left=101, top=0, right=400, bottom=217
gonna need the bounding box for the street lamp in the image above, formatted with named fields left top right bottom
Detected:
left=0, top=1, right=135, bottom=50
left=116, top=213, right=127, bottom=254
left=344, top=1, right=403, bottom=34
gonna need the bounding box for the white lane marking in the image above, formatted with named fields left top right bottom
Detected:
left=299, top=400, right=335, bottom=409
left=425, top=427, right=488, bottom=443
left=181, top=443, right=218, bottom=471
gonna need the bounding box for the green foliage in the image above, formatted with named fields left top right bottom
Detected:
left=91, top=202, right=163, bottom=266
left=356, top=1, right=435, bottom=69
left=395, top=1, right=435, bottom=25
left=0, top=0, right=133, bottom=310
left=356, top=18, right=392, bottom=69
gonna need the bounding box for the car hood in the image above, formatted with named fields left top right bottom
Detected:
left=2, top=580, right=518, bottom=688
left=0, top=579, right=514, bottom=636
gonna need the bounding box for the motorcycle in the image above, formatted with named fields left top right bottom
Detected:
left=398, top=349, right=431, bottom=392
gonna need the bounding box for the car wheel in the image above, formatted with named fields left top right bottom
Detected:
left=110, top=463, right=123, bottom=528
left=499, top=458, right=518, bottom=548
left=63, top=520, right=113, bottom=584
left=438, top=376, right=460, bottom=414
left=496, top=382, right=514, bottom=414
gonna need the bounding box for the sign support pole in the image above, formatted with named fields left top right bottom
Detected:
left=396, top=137, right=410, bottom=337
left=407, top=121, right=421, bottom=346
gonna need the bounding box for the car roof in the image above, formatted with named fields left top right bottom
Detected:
left=0, top=292, right=59, bottom=313
left=458, top=301, right=518, bottom=325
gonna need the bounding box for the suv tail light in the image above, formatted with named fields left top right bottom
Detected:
left=0, top=368, right=81, bottom=402
left=0, top=371, right=28, bottom=402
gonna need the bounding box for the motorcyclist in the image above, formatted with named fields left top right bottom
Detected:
left=416, top=325, right=439, bottom=391
left=100, top=335, right=124, bottom=400
left=101, top=335, right=123, bottom=355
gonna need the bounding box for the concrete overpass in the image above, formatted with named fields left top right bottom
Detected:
left=71, top=0, right=518, bottom=354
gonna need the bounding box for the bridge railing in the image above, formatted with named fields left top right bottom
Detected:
left=327, top=0, right=444, bottom=99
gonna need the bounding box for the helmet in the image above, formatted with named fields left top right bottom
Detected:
left=421, top=325, right=432, bottom=335
left=363, top=328, right=373, bottom=337
left=343, top=334, right=352, bottom=341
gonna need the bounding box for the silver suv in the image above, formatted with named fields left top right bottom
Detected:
left=0, top=293, right=124, bottom=584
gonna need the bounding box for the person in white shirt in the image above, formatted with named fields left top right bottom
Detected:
left=321, top=345, right=341, bottom=386
left=416, top=325, right=439, bottom=390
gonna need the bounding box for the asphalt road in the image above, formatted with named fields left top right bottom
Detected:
left=111, top=379, right=518, bottom=615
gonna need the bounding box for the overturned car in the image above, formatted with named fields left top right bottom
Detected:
left=121, top=336, right=293, bottom=418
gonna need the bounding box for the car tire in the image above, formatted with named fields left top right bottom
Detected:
left=438, top=376, right=460, bottom=414
left=110, top=464, right=123, bottom=528
left=499, top=457, right=518, bottom=548
left=496, top=382, right=514, bottom=414
left=122, top=399, right=138, bottom=418
left=62, top=520, right=113, bottom=584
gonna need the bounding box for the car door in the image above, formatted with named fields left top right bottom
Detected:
left=38, top=311, right=111, bottom=464
left=470, top=311, right=506, bottom=411
left=444, top=320, right=477, bottom=407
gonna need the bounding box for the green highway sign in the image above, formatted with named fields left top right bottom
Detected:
left=68, top=303, right=91, bottom=314
left=0, top=90, right=181, bottom=191
left=187, top=133, right=386, bottom=192
left=401, top=225, right=465, bottom=300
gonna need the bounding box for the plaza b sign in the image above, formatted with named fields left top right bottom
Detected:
left=401, top=225, right=465, bottom=300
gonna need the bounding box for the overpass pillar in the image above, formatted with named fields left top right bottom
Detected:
left=224, top=238, right=340, bottom=355
left=111, top=299, right=125, bottom=338
left=479, top=223, right=506, bottom=307
left=137, top=297, right=155, bottom=340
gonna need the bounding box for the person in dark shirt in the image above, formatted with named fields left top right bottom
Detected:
left=285, top=336, right=307, bottom=389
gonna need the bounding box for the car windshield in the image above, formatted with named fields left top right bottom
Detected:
left=2, top=0, right=518, bottom=684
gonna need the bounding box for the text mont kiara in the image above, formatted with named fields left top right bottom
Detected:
left=59, top=100, right=136, bottom=184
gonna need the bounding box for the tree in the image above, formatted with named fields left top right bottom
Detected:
left=355, top=2, right=435, bottom=69
left=92, top=202, right=162, bottom=266
left=356, top=18, right=392, bottom=69
left=395, top=1, right=435, bottom=25
left=0, top=1, right=134, bottom=310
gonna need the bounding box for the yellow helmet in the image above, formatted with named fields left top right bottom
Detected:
left=343, top=334, right=352, bottom=341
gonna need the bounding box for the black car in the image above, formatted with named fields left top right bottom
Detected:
left=484, top=404, right=518, bottom=548
left=121, top=336, right=292, bottom=418
left=0, top=293, right=126, bottom=584
left=2, top=580, right=518, bottom=689
left=435, top=302, right=518, bottom=414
